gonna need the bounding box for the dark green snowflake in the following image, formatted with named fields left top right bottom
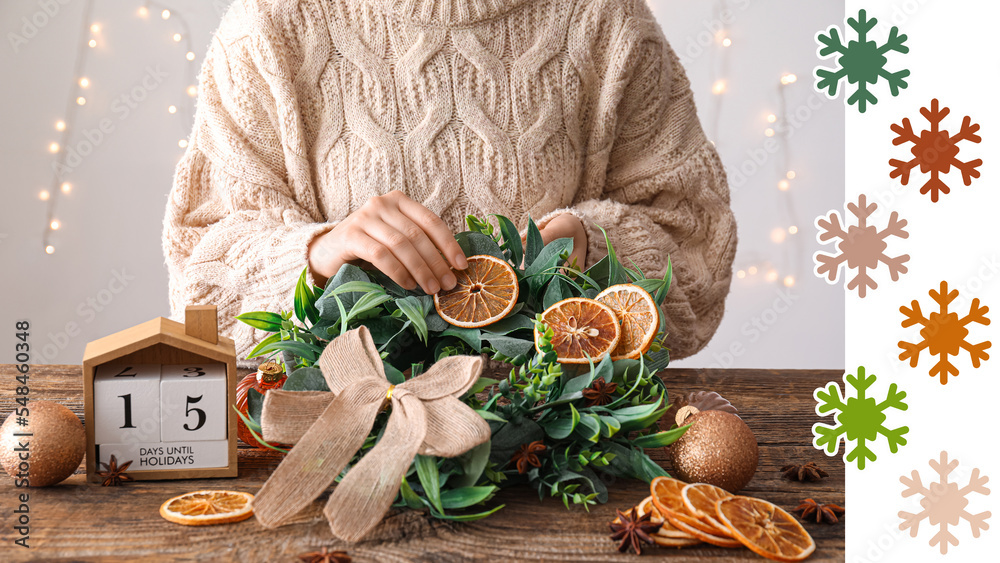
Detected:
left=815, top=9, right=910, bottom=113
left=813, top=366, right=909, bottom=469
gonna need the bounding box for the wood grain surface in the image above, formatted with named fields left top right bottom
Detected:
left=0, top=365, right=844, bottom=562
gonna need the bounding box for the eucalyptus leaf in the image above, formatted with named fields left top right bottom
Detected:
left=247, top=388, right=264, bottom=425
left=455, top=232, right=506, bottom=260
left=574, top=413, right=601, bottom=443
left=383, top=362, right=406, bottom=385
left=542, top=276, right=571, bottom=310
left=316, top=265, right=371, bottom=321
left=543, top=404, right=580, bottom=440
left=441, top=326, right=482, bottom=352
left=425, top=311, right=449, bottom=332
left=452, top=441, right=492, bottom=488
left=481, top=314, right=534, bottom=335
left=489, top=418, right=544, bottom=465
left=282, top=367, right=329, bottom=392
left=524, top=238, right=573, bottom=295
left=483, top=334, right=534, bottom=358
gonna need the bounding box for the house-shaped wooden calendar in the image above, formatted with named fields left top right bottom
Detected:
left=82, top=305, right=238, bottom=481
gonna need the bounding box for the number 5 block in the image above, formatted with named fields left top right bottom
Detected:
left=159, top=364, right=226, bottom=442
left=93, top=364, right=161, bottom=444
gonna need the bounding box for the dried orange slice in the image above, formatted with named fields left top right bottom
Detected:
left=716, top=496, right=816, bottom=561
left=534, top=298, right=621, bottom=364
left=682, top=483, right=733, bottom=535
left=159, top=490, right=254, bottom=526
left=434, top=255, right=519, bottom=328
left=650, top=477, right=741, bottom=548
left=595, top=284, right=661, bottom=360
left=614, top=496, right=700, bottom=548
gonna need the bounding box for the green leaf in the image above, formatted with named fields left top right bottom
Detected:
left=255, top=340, right=322, bottom=363
left=542, top=276, right=571, bottom=310
left=316, top=265, right=372, bottom=321
left=524, top=217, right=544, bottom=268
left=247, top=388, right=264, bottom=425
left=235, top=311, right=283, bottom=332
left=294, top=268, right=319, bottom=324
left=397, top=296, right=430, bottom=343
left=598, top=415, right=621, bottom=438
left=483, top=334, right=534, bottom=358
left=491, top=214, right=524, bottom=268
left=543, top=404, right=580, bottom=440
left=613, top=394, right=667, bottom=432
left=426, top=504, right=506, bottom=522
left=346, top=291, right=393, bottom=323
left=574, top=413, right=601, bottom=443
left=631, top=425, right=691, bottom=449
left=655, top=257, right=673, bottom=305
left=455, top=232, right=506, bottom=260
left=644, top=347, right=670, bottom=374
left=440, top=486, right=498, bottom=509
left=488, top=418, right=544, bottom=465
left=384, top=362, right=406, bottom=385
left=415, top=455, right=443, bottom=513
left=481, top=314, right=535, bottom=335
left=595, top=224, right=628, bottom=286
left=399, top=477, right=424, bottom=510
left=425, top=311, right=449, bottom=332
left=524, top=238, right=573, bottom=294
left=281, top=367, right=329, bottom=392
left=233, top=407, right=289, bottom=453
left=476, top=409, right=507, bottom=422
left=452, top=441, right=492, bottom=488
left=442, top=326, right=482, bottom=352
left=245, top=333, right=281, bottom=359
left=468, top=377, right=500, bottom=395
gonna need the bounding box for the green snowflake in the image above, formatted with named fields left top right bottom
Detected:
left=815, top=9, right=910, bottom=113
left=813, top=367, right=909, bottom=469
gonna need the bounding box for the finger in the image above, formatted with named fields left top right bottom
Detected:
left=364, top=221, right=441, bottom=294
left=348, top=232, right=416, bottom=291
left=395, top=196, right=468, bottom=270
left=384, top=210, right=458, bottom=291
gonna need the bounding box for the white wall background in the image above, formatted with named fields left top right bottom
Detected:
left=0, top=0, right=844, bottom=368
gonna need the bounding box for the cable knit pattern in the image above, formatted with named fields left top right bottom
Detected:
left=163, top=0, right=738, bottom=366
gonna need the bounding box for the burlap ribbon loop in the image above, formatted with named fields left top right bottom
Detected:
left=252, top=326, right=489, bottom=542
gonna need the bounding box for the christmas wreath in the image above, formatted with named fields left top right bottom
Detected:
left=234, top=214, right=687, bottom=528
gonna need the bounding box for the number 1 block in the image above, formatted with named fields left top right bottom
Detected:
left=93, top=364, right=161, bottom=443
left=159, top=364, right=227, bottom=442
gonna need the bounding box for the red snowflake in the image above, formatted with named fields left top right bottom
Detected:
left=890, top=99, right=982, bottom=202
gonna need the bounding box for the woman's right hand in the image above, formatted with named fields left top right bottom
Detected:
left=307, top=191, right=468, bottom=294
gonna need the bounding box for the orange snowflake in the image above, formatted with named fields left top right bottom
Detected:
left=898, top=281, right=991, bottom=384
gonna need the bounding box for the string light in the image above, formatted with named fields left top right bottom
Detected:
left=722, top=37, right=732, bottom=47
left=50, top=220, right=61, bottom=230
left=748, top=266, right=758, bottom=275
left=88, top=39, right=97, bottom=48
left=737, top=270, right=746, bottom=279
left=61, top=182, right=72, bottom=194
left=178, top=139, right=189, bottom=148
left=162, top=9, right=171, bottom=20
left=764, top=128, right=775, bottom=137
left=781, top=73, right=797, bottom=85
left=186, top=51, right=196, bottom=61
left=712, top=80, right=727, bottom=95
left=766, top=113, right=777, bottom=123
left=173, top=33, right=182, bottom=42
left=55, top=120, right=66, bottom=131
left=79, top=77, right=90, bottom=88
left=76, top=96, right=87, bottom=105
left=48, top=142, right=60, bottom=153
left=39, top=190, right=50, bottom=201
left=788, top=226, right=798, bottom=235
left=778, top=179, right=790, bottom=191
left=770, top=228, right=787, bottom=243
left=45, top=245, right=55, bottom=255
left=138, top=6, right=148, bottom=17
left=783, top=276, right=796, bottom=287
left=786, top=170, right=796, bottom=179
left=187, top=85, right=198, bottom=97
left=766, top=270, right=779, bottom=282
left=90, top=23, right=100, bottom=33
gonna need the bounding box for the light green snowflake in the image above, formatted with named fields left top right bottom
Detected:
left=815, top=9, right=910, bottom=113
left=813, top=366, right=909, bottom=469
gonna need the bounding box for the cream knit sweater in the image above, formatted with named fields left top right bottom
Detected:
left=163, top=0, right=737, bottom=364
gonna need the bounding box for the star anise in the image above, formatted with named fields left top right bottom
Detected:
left=510, top=440, right=546, bottom=474
left=583, top=378, right=618, bottom=407
left=781, top=462, right=829, bottom=482
left=608, top=507, right=662, bottom=554
left=794, top=498, right=844, bottom=524
left=97, top=455, right=133, bottom=487
left=297, top=547, right=351, bottom=563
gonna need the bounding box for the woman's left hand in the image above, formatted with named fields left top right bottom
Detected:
left=538, top=213, right=588, bottom=270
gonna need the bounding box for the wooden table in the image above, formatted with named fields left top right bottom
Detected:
left=0, top=366, right=844, bottom=562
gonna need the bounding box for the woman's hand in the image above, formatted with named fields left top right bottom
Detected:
left=308, top=191, right=468, bottom=293
left=538, top=213, right=588, bottom=269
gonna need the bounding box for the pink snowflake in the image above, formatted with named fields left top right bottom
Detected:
left=899, top=451, right=991, bottom=555
left=814, top=194, right=910, bottom=297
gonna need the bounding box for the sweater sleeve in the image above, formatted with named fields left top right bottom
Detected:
left=540, top=21, right=738, bottom=359
left=162, top=1, right=335, bottom=363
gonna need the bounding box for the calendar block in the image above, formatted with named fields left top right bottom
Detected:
left=97, top=440, right=230, bottom=471
left=159, top=364, right=227, bottom=442
left=93, top=364, right=161, bottom=444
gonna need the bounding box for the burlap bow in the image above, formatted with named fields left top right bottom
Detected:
left=252, top=326, right=489, bottom=542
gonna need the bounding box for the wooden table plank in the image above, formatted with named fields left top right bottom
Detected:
left=0, top=365, right=844, bottom=562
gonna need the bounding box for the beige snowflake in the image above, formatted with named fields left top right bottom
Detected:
left=899, top=451, right=991, bottom=555
left=814, top=194, right=910, bottom=297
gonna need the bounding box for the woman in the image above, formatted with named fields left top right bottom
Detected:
left=163, top=0, right=737, bottom=363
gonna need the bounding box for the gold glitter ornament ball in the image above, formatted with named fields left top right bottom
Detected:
left=669, top=409, right=758, bottom=493
left=0, top=401, right=86, bottom=487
